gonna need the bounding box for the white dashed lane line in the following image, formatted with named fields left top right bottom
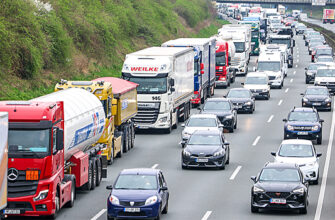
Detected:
left=278, top=99, right=283, bottom=106
left=252, top=136, right=261, bottom=146
left=267, top=115, right=274, bottom=123
left=285, top=88, right=289, bottom=93
left=229, top=166, right=242, bottom=180
left=201, top=211, right=212, bottom=220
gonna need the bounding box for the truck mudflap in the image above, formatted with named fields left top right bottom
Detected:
left=101, top=155, right=108, bottom=178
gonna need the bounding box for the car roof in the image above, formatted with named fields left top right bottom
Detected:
left=306, top=85, right=328, bottom=90
left=280, top=139, right=313, bottom=145
left=291, top=107, right=315, bottom=112
left=229, top=88, right=250, bottom=91
left=246, top=72, right=268, bottom=77
left=189, top=114, right=217, bottom=119
left=264, top=162, right=299, bottom=169
left=120, top=168, right=160, bottom=175
left=206, top=97, right=229, bottom=102
left=192, top=129, right=222, bottom=136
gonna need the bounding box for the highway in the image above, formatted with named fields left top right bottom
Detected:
left=24, top=26, right=334, bottom=220
left=302, top=17, right=335, bottom=33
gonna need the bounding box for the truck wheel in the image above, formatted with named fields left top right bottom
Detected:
left=83, top=160, right=93, bottom=190
left=127, top=125, right=132, bottom=151
left=91, top=158, right=97, bottom=190
left=96, top=157, right=102, bottom=186
left=165, top=114, right=173, bottom=134
left=130, top=124, right=135, bottom=148
left=117, top=139, right=123, bottom=158
left=108, top=142, right=114, bottom=165
left=64, top=175, right=76, bottom=208
left=123, top=127, right=129, bottom=153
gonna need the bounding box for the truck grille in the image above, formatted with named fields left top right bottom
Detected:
left=230, top=57, right=240, bottom=67
left=133, top=103, right=160, bottom=124
left=8, top=170, right=39, bottom=198
left=119, top=201, right=146, bottom=207
left=268, top=76, right=276, bottom=80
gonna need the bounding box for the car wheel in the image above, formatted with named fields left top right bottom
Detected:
left=229, top=126, right=234, bottom=133
left=300, top=205, right=307, bottom=214
left=156, top=206, right=162, bottom=220
left=107, top=216, right=114, bottom=220
left=182, top=164, right=187, bottom=169
left=317, top=135, right=322, bottom=145
left=305, top=78, right=309, bottom=84
left=225, top=148, right=230, bottom=165
left=220, top=160, right=226, bottom=170
left=162, top=199, right=168, bottom=214
left=234, top=119, right=237, bottom=129
left=284, top=133, right=288, bottom=140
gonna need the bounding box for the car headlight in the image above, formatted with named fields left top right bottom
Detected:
left=145, top=195, right=158, bottom=205
left=214, top=149, right=224, bottom=157
left=245, top=101, right=252, bottom=105
left=312, top=125, right=319, bottom=131
left=315, top=81, right=320, bottom=85
left=303, top=98, right=308, bottom=102
left=253, top=186, right=264, bottom=193
left=292, top=187, right=305, bottom=194
left=183, top=150, right=191, bottom=157
left=33, top=190, right=49, bottom=202
left=225, top=115, right=233, bottom=119
left=325, top=98, right=331, bottom=102
left=287, top=125, right=294, bottom=131
left=109, top=195, right=120, bottom=205
left=275, top=75, right=281, bottom=80
left=306, top=71, right=314, bottom=76
left=262, top=89, right=268, bottom=92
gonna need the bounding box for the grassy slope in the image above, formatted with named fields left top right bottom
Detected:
left=0, top=0, right=226, bottom=100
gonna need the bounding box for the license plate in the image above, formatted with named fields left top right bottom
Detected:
left=313, top=103, right=321, bottom=106
left=137, top=126, right=148, bottom=129
left=238, top=105, right=243, bottom=109
left=196, top=158, right=208, bottom=163
left=4, top=209, right=22, bottom=214
left=298, top=131, right=308, bottom=135
left=124, top=208, right=140, bottom=212
left=270, top=198, right=286, bottom=204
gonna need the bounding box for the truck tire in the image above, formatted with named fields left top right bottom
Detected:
left=127, top=125, right=132, bottom=151
left=164, top=114, right=173, bottom=134
left=64, top=175, right=76, bottom=208
left=131, top=123, right=135, bottom=148
left=48, top=190, right=60, bottom=219
left=90, top=158, right=97, bottom=190
left=82, top=160, right=93, bottom=191
left=96, top=156, right=102, bottom=186
left=123, top=127, right=129, bottom=153
left=107, top=142, right=114, bottom=165
left=117, top=139, right=123, bottom=158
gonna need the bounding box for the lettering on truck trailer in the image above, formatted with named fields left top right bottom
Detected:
left=130, top=67, right=159, bottom=72
left=122, top=99, right=128, bottom=110
left=69, top=112, right=105, bottom=149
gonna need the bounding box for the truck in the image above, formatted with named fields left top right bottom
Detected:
left=0, top=113, right=8, bottom=218
left=268, top=34, right=295, bottom=68
left=278, top=5, right=285, bottom=15
left=219, top=24, right=251, bottom=75
left=0, top=88, right=108, bottom=218
left=55, top=78, right=138, bottom=164
left=122, top=47, right=194, bottom=133
left=239, top=17, right=261, bottom=55
left=292, top=10, right=301, bottom=19
left=322, top=9, right=335, bottom=24
left=161, top=38, right=216, bottom=106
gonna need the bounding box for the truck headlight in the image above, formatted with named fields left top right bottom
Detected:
left=159, top=117, right=168, bottom=123
left=287, top=125, right=294, bottom=131
left=145, top=196, right=158, bottom=206
left=214, top=149, right=224, bottom=157
left=312, top=125, right=319, bottom=131
left=33, top=190, right=49, bottom=202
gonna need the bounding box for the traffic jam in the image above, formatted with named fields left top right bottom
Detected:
left=1, top=3, right=335, bottom=220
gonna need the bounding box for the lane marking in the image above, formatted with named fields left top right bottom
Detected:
left=285, top=88, right=289, bottom=93
left=267, top=115, right=274, bottom=123
left=201, top=211, right=212, bottom=220
left=297, top=54, right=299, bottom=58
left=151, top=164, right=159, bottom=169
left=297, top=59, right=299, bottom=62
left=278, top=99, right=283, bottom=106
left=314, top=103, right=335, bottom=220
left=91, top=209, right=107, bottom=220
left=293, top=70, right=296, bottom=75
left=296, top=64, right=298, bottom=68
left=230, top=166, right=242, bottom=180
left=290, top=79, right=294, bottom=83
left=252, top=136, right=261, bottom=146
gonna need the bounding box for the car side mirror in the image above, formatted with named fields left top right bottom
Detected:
left=305, top=67, right=307, bottom=70
left=317, top=153, right=322, bottom=157
left=320, top=119, right=324, bottom=123
left=271, top=152, right=276, bottom=156
left=219, top=124, right=224, bottom=128
left=224, top=142, right=230, bottom=146
left=251, top=176, right=257, bottom=183
left=56, top=129, right=64, bottom=151
left=283, top=118, right=287, bottom=122
left=241, top=82, right=245, bottom=85
left=181, top=123, right=185, bottom=127
left=106, top=185, right=113, bottom=190
left=300, top=93, right=304, bottom=95
left=161, top=186, right=168, bottom=191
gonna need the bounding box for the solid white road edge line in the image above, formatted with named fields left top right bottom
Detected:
left=285, top=88, right=289, bottom=93
left=278, top=99, right=283, bottom=106
left=201, top=211, right=212, bottom=220
left=252, top=136, right=261, bottom=146
left=314, top=103, right=335, bottom=220
left=267, top=115, right=274, bottom=123
left=151, top=164, right=159, bottom=169
left=230, top=166, right=242, bottom=180
left=91, top=209, right=107, bottom=220
left=290, top=79, right=294, bottom=83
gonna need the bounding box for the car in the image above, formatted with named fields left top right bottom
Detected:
left=242, top=72, right=270, bottom=100
left=277, top=27, right=294, bottom=37
left=181, top=114, right=223, bottom=146
left=313, top=46, right=333, bottom=62
left=226, top=88, right=255, bottom=113
left=305, top=63, right=327, bottom=84
left=250, top=162, right=309, bottom=214
left=296, top=24, right=307, bottom=34
left=301, top=86, right=332, bottom=111
left=314, top=66, right=335, bottom=94
left=106, top=168, right=169, bottom=220
left=308, top=41, right=324, bottom=55
left=200, top=98, right=237, bottom=132
left=283, top=107, right=324, bottom=144
left=271, top=139, right=322, bottom=184
left=315, top=55, right=334, bottom=64
left=181, top=130, right=230, bottom=169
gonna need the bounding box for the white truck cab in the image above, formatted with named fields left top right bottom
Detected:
left=260, top=44, right=288, bottom=77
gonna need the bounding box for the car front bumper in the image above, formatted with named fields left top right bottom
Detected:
left=182, top=155, right=226, bottom=168
left=108, top=202, right=160, bottom=219
left=300, top=165, right=319, bottom=181
left=285, top=130, right=321, bottom=141
left=252, top=192, right=307, bottom=210
left=232, top=103, right=253, bottom=112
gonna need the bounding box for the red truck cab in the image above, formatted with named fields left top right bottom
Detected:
left=215, top=41, right=231, bottom=88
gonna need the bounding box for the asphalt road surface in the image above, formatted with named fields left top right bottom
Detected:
left=12, top=25, right=335, bottom=220
left=302, top=17, right=335, bottom=33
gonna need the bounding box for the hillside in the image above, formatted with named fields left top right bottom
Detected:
left=0, top=0, right=226, bottom=100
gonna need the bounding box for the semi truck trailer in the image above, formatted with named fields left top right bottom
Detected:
left=0, top=113, right=8, bottom=218
left=323, top=9, right=335, bottom=24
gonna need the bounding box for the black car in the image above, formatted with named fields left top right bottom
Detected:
left=305, top=63, right=326, bottom=84
left=226, top=88, right=255, bottom=113
left=251, top=162, right=309, bottom=214
left=278, top=27, right=294, bottom=37
left=200, top=98, right=237, bottom=132
left=301, top=86, right=332, bottom=111
left=283, top=107, right=324, bottom=144
left=181, top=130, right=230, bottom=169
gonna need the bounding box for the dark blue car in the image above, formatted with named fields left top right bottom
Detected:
left=107, top=168, right=169, bottom=220
left=283, top=107, right=324, bottom=144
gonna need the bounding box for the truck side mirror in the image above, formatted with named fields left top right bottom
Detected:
left=200, top=63, right=204, bottom=70
left=56, top=129, right=64, bottom=151
left=170, top=79, right=175, bottom=87
left=112, top=99, right=117, bottom=116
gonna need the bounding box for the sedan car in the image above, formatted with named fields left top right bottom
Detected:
left=283, top=107, right=324, bottom=144
left=301, top=86, right=332, bottom=111
left=200, top=98, right=237, bottom=132
left=226, top=88, right=255, bottom=113
left=271, top=139, right=322, bottom=184
left=181, top=114, right=223, bottom=146
left=251, top=162, right=309, bottom=214
left=106, top=168, right=169, bottom=220
left=242, top=72, right=270, bottom=100
left=181, top=130, right=230, bottom=169
left=305, top=63, right=327, bottom=84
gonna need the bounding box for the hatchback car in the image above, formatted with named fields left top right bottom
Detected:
left=226, top=88, right=255, bottom=113
left=271, top=139, right=322, bottom=184
left=283, top=107, right=324, bottom=144
left=242, top=72, right=270, bottom=100
left=301, top=86, right=332, bottom=111
left=107, top=168, right=169, bottom=220
left=181, top=130, right=230, bottom=169
left=251, top=162, right=309, bottom=214
left=200, top=98, right=237, bottom=132
left=305, top=63, right=327, bottom=84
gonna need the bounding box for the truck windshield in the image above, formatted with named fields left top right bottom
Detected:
left=8, top=129, right=50, bottom=157
left=234, top=42, right=245, bottom=53
left=270, top=39, right=291, bottom=47
left=127, top=77, right=167, bottom=94
left=216, top=52, right=226, bottom=66
left=258, top=61, right=281, bottom=72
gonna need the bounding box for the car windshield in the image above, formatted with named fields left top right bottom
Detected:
left=308, top=64, right=325, bottom=70
left=316, top=49, right=332, bottom=55
left=279, top=144, right=314, bottom=157
left=317, top=57, right=333, bottom=62
left=288, top=112, right=318, bottom=122
left=203, top=101, right=231, bottom=110
left=245, top=76, right=267, bottom=84
left=310, top=42, right=323, bottom=47
left=257, top=61, right=281, bottom=72
left=188, top=134, right=221, bottom=145
left=114, top=174, right=158, bottom=190
left=126, top=77, right=167, bottom=94
left=259, top=168, right=301, bottom=182
left=8, top=129, right=50, bottom=156
left=187, top=118, right=217, bottom=127
left=227, top=90, right=250, bottom=98
left=216, top=52, right=226, bottom=66
left=234, top=42, right=245, bottom=53
left=306, top=88, right=328, bottom=95
left=316, top=69, right=335, bottom=77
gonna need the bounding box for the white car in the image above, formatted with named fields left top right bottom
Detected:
left=181, top=114, right=223, bottom=146
left=271, top=139, right=322, bottom=184
left=242, top=72, right=270, bottom=100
